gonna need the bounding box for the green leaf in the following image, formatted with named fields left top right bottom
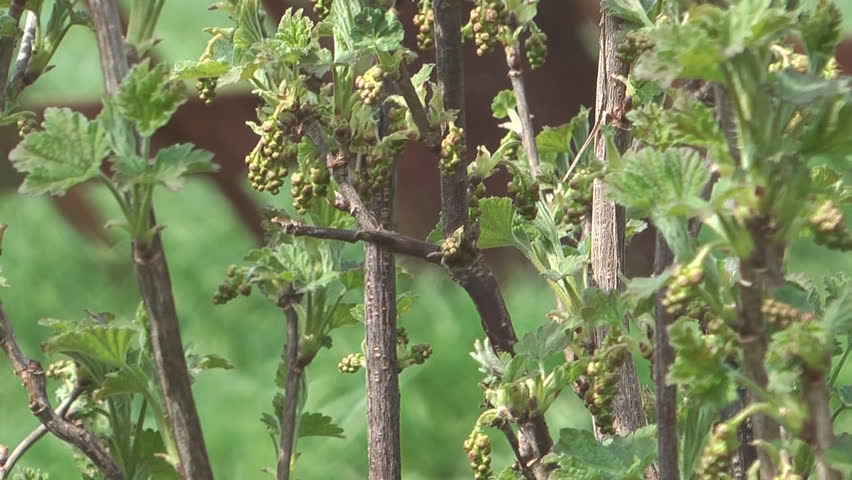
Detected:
left=272, top=8, right=315, bottom=63
left=602, top=0, right=652, bottom=26
left=547, top=426, right=657, bottom=479
left=114, top=144, right=217, bottom=191
left=491, top=90, right=516, bottom=120
left=825, top=433, right=852, bottom=474
left=607, top=147, right=711, bottom=219
left=97, top=99, right=137, bottom=160
left=478, top=197, right=518, bottom=249
left=299, top=412, right=344, bottom=438
left=232, top=0, right=265, bottom=61
left=44, top=324, right=137, bottom=368
left=9, top=108, right=111, bottom=196
left=97, top=365, right=151, bottom=399
left=580, top=288, right=629, bottom=329
left=188, top=353, right=234, bottom=373
left=172, top=59, right=231, bottom=80
left=625, top=271, right=673, bottom=304
left=836, top=385, right=852, bottom=408
left=823, top=284, right=852, bottom=336
left=0, top=13, right=18, bottom=37
left=678, top=398, right=719, bottom=480
left=514, top=321, right=572, bottom=365
left=351, top=8, right=404, bottom=52
left=260, top=412, right=280, bottom=436
left=116, top=59, right=186, bottom=137
left=667, top=318, right=736, bottom=408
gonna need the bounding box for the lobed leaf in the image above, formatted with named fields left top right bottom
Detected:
left=351, top=8, right=404, bottom=52
left=116, top=60, right=186, bottom=137
left=9, top=108, right=111, bottom=196
left=299, top=412, right=345, bottom=438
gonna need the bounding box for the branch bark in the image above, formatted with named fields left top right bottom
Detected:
left=590, top=10, right=646, bottom=437
left=653, top=235, right=679, bottom=480
left=0, top=303, right=125, bottom=480
left=802, top=365, right=840, bottom=480
left=736, top=217, right=782, bottom=480
left=0, top=0, right=28, bottom=112
left=504, top=43, right=540, bottom=176
left=0, top=382, right=84, bottom=479
left=87, top=2, right=213, bottom=478
left=363, top=96, right=401, bottom=480
left=277, top=292, right=303, bottom=480
left=273, top=220, right=441, bottom=263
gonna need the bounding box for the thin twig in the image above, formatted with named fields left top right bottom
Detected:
left=276, top=290, right=303, bottom=480
left=0, top=303, right=124, bottom=479
left=1, top=383, right=84, bottom=480
left=801, top=366, right=840, bottom=480
left=504, top=43, right=540, bottom=177
left=0, top=0, right=28, bottom=112
left=273, top=219, right=441, bottom=263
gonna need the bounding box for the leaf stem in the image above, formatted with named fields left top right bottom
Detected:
left=99, top=172, right=133, bottom=222
left=828, top=338, right=850, bottom=388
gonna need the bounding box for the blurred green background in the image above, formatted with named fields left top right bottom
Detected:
left=2, top=1, right=852, bottom=479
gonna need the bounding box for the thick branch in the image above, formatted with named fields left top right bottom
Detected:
left=0, top=0, right=27, bottom=111
left=0, top=303, right=124, bottom=480
left=1, top=383, right=84, bottom=480
left=433, top=0, right=469, bottom=234
left=737, top=218, right=781, bottom=480
left=504, top=44, right=540, bottom=176
left=802, top=366, right=840, bottom=480
left=87, top=2, right=213, bottom=478
left=277, top=293, right=302, bottom=480
left=591, top=10, right=646, bottom=437
left=273, top=219, right=441, bottom=263
left=653, top=235, right=679, bottom=480
left=364, top=90, right=401, bottom=480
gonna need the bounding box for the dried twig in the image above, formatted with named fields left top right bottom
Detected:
left=0, top=0, right=28, bottom=112
left=653, top=236, right=679, bottom=480
left=504, top=43, right=540, bottom=176
left=7, top=10, right=37, bottom=97
left=0, top=303, right=124, bottom=480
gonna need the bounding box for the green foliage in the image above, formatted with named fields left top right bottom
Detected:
left=477, top=197, right=517, bottom=249
left=114, top=143, right=217, bottom=192
left=545, top=426, right=657, bottom=479
left=116, top=60, right=186, bottom=137
left=9, top=108, right=111, bottom=195
left=602, top=0, right=653, bottom=27
left=350, top=7, right=404, bottom=52
left=667, top=318, right=736, bottom=408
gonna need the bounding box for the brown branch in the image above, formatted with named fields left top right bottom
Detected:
left=273, top=219, right=442, bottom=263
left=504, top=43, right=540, bottom=176
left=1, top=382, right=84, bottom=480
left=802, top=365, right=840, bottom=480
left=87, top=2, right=214, bottom=478
left=0, top=0, right=27, bottom=112
left=363, top=89, right=402, bottom=480
left=0, top=303, right=124, bottom=480
left=590, top=10, right=646, bottom=437
left=276, top=291, right=303, bottom=480
left=737, top=218, right=781, bottom=480
left=653, top=235, right=679, bottom=480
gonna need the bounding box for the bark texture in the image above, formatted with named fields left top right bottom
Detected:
left=591, top=10, right=646, bottom=437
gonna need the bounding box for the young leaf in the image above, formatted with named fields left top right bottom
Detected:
left=514, top=321, right=573, bottom=366
left=478, top=197, right=518, bottom=249
left=667, top=318, right=736, bottom=408
left=491, top=90, right=516, bottom=120
left=272, top=8, right=315, bottom=63
left=43, top=324, right=137, bottom=368
left=822, top=283, right=852, bottom=336
left=9, top=108, right=111, bottom=195
left=299, top=412, right=345, bottom=438
left=116, top=59, right=186, bottom=137
left=350, top=8, right=404, bottom=52
left=121, top=144, right=216, bottom=191
left=825, top=433, right=852, bottom=475
left=546, top=426, right=657, bottom=479
left=602, top=0, right=652, bottom=27
left=678, top=398, right=719, bottom=480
